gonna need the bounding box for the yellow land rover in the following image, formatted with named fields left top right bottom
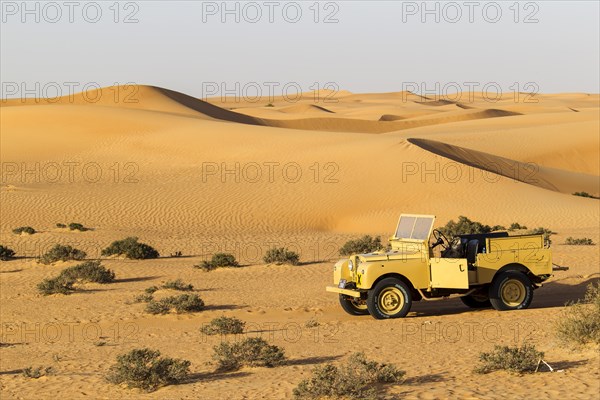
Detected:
left=326, top=214, right=553, bottom=319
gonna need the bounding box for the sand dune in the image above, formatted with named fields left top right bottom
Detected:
left=1, top=85, right=599, bottom=399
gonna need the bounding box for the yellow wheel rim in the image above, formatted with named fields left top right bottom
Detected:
left=379, top=287, right=405, bottom=315
left=351, top=299, right=368, bottom=310
left=500, top=279, right=526, bottom=307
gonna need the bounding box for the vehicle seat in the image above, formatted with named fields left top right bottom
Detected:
left=466, top=239, right=478, bottom=268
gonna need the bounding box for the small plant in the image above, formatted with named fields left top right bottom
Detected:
left=12, top=226, right=35, bottom=235
left=22, top=366, right=53, bottom=379
left=162, top=279, right=194, bottom=291
left=200, top=316, right=245, bottom=336
left=39, top=244, right=86, bottom=265
left=556, top=282, right=600, bottom=346
left=60, top=261, right=115, bottom=283
left=0, top=245, right=16, bottom=261
left=573, top=192, right=599, bottom=199
left=293, top=352, right=405, bottom=400
left=68, top=222, right=89, bottom=231
left=266, top=102, right=275, bottom=107
left=133, top=293, right=154, bottom=303
left=263, top=247, right=300, bottom=265
left=37, top=275, right=76, bottom=295
left=304, top=318, right=320, bottom=328
left=195, top=253, right=239, bottom=271
left=145, top=294, right=205, bottom=314
left=106, top=348, right=190, bottom=392
left=145, top=285, right=159, bottom=294
left=339, top=235, right=384, bottom=256
left=474, top=344, right=544, bottom=374
left=527, top=227, right=555, bottom=244
left=439, top=216, right=492, bottom=238
left=212, top=337, right=286, bottom=372
left=509, top=222, right=527, bottom=231
left=564, top=237, right=595, bottom=246
left=56, top=223, right=67, bottom=228
left=101, top=237, right=159, bottom=260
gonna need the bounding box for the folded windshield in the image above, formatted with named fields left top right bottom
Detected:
left=395, top=215, right=435, bottom=240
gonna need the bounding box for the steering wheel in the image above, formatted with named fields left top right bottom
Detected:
left=431, top=229, right=451, bottom=251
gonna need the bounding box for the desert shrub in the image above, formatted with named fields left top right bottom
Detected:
left=339, top=235, right=383, bottom=256
left=573, top=192, right=599, bottom=199
left=60, top=261, right=115, bottom=283
left=12, top=226, right=35, bottom=235
left=145, top=294, right=205, bottom=314
left=527, top=227, right=554, bottom=244
left=37, top=275, right=76, bottom=295
left=293, top=352, right=405, bottom=400
left=162, top=279, right=194, bottom=291
left=101, top=237, right=159, bottom=260
left=68, top=222, right=89, bottom=231
left=564, top=237, right=595, bottom=246
left=556, top=282, right=600, bottom=346
left=0, top=245, right=16, bottom=261
left=106, top=348, right=190, bottom=392
left=145, top=285, right=159, bottom=294
left=212, top=337, right=286, bottom=372
left=509, top=222, right=527, bottom=231
left=439, top=216, right=492, bottom=238
left=200, top=316, right=245, bottom=336
left=56, top=223, right=67, bottom=228
left=266, top=102, right=275, bottom=107
left=39, top=244, right=86, bottom=265
left=196, top=253, right=239, bottom=271
left=474, top=344, right=544, bottom=374
left=305, top=318, right=320, bottom=328
left=263, top=247, right=300, bottom=265
left=22, top=366, right=53, bottom=379
left=134, top=293, right=154, bottom=303
left=490, top=225, right=506, bottom=231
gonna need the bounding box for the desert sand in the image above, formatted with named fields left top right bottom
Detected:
left=0, top=86, right=599, bottom=399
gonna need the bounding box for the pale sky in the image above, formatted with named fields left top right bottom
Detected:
left=1, top=0, right=599, bottom=99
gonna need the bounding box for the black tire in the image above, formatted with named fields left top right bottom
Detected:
left=489, top=271, right=533, bottom=311
left=461, top=293, right=492, bottom=308
left=339, top=294, right=369, bottom=316
left=367, top=278, right=412, bottom=319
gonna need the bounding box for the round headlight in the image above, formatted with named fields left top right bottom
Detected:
left=348, top=260, right=354, bottom=271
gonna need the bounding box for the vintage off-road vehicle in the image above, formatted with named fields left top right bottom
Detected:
left=326, top=214, right=553, bottom=319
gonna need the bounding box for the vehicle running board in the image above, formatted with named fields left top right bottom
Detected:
left=416, top=288, right=476, bottom=301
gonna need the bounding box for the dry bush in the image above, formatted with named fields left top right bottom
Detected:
left=212, top=337, right=286, bottom=372
left=263, top=247, right=300, bottom=265
left=12, top=226, right=35, bottom=235
left=339, top=236, right=383, bottom=256
left=101, top=237, right=159, bottom=259
left=39, top=244, right=86, bottom=264
left=200, top=316, right=245, bottom=336
left=556, top=282, right=600, bottom=346
left=0, top=245, right=16, bottom=261
left=145, top=294, right=205, bottom=314
left=162, top=279, right=194, bottom=291
left=564, top=237, right=595, bottom=246
left=474, top=344, right=544, bottom=374
left=195, top=253, right=239, bottom=271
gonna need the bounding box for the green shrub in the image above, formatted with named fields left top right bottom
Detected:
left=293, top=352, right=405, bottom=399
left=509, top=222, right=527, bottom=230
left=39, top=244, right=86, bottom=265
left=101, top=237, right=159, bottom=259
left=556, top=282, right=600, bottom=346
left=145, top=294, right=205, bottom=314
left=37, top=275, right=76, bottom=295
left=162, top=279, right=194, bottom=291
left=474, top=344, right=544, bottom=374
left=564, top=237, right=595, bottom=246
left=212, top=337, right=286, bottom=372
left=12, top=226, right=35, bottom=235
left=0, top=245, right=16, bottom=261
left=573, top=192, right=599, bottom=199
left=68, top=222, right=89, bottom=231
left=195, top=253, right=239, bottom=271
left=145, top=285, right=159, bottom=294
left=439, top=216, right=494, bottom=238
left=266, top=102, right=275, bottom=107
left=339, top=235, right=383, bottom=256
left=60, top=261, right=115, bottom=283
left=263, top=247, right=300, bottom=265
left=106, top=348, right=190, bottom=392
left=22, top=366, right=53, bottom=379
left=56, top=223, right=67, bottom=228
left=200, top=316, right=245, bottom=336
left=527, top=227, right=554, bottom=244
left=134, top=293, right=154, bottom=303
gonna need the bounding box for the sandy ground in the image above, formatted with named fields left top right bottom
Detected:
left=0, top=86, right=599, bottom=399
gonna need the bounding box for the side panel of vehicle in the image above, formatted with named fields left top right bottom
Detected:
left=357, top=258, right=430, bottom=290
left=430, top=258, right=469, bottom=289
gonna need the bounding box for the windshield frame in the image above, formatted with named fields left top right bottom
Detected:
left=393, top=214, right=436, bottom=241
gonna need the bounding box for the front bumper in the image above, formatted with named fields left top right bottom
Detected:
left=325, top=285, right=361, bottom=297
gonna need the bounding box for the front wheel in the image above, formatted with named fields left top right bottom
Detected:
left=367, top=278, right=412, bottom=319
left=489, top=271, right=533, bottom=311
left=339, top=295, right=369, bottom=316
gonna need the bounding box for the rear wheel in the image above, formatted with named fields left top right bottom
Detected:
left=339, top=295, right=369, bottom=316
left=489, top=271, right=533, bottom=311
left=367, top=278, right=412, bottom=319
